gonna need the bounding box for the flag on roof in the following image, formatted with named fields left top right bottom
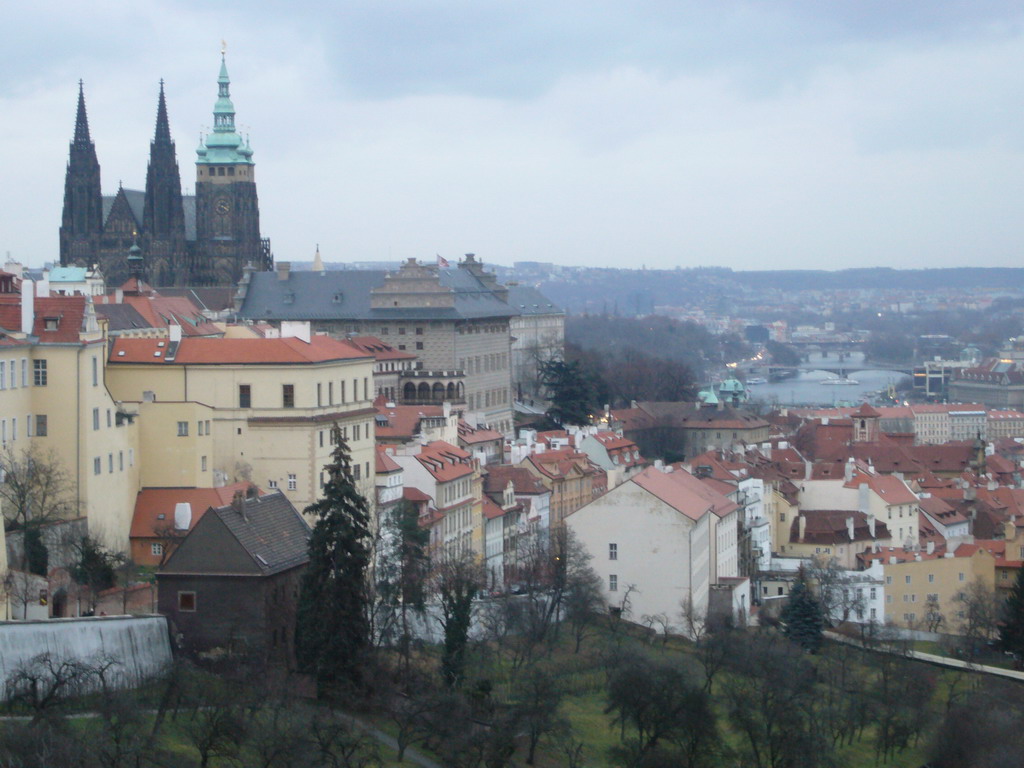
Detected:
left=436, top=254, right=449, bottom=268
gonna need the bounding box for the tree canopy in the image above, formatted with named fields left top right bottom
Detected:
left=780, top=566, right=824, bottom=653
left=295, top=427, right=372, bottom=693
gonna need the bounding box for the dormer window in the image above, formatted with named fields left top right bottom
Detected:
left=332, top=293, right=342, bottom=304
left=44, top=317, right=59, bottom=331
left=283, top=292, right=295, bottom=304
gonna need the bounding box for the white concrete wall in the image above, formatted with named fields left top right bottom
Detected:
left=0, top=615, right=171, bottom=698
left=566, top=480, right=702, bottom=632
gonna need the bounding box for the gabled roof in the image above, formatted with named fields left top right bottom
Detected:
left=374, top=402, right=446, bottom=441
left=109, top=335, right=372, bottom=365
left=130, top=482, right=262, bottom=538
left=845, top=471, right=918, bottom=506
left=161, top=490, right=310, bottom=576
left=0, top=295, right=88, bottom=343
left=375, top=446, right=402, bottom=475
left=415, top=441, right=474, bottom=482
left=506, top=285, right=563, bottom=316
left=629, top=466, right=738, bottom=522
left=95, top=303, right=153, bottom=332
left=483, top=465, right=548, bottom=495
left=790, top=509, right=891, bottom=545
left=458, top=421, right=504, bottom=445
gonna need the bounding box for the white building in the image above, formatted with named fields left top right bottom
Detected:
left=566, top=464, right=740, bottom=634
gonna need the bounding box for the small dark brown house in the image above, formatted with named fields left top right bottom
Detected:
left=157, top=490, right=311, bottom=668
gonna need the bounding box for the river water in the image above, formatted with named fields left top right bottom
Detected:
left=746, top=352, right=912, bottom=408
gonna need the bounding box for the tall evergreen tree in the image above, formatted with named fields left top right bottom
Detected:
left=295, top=427, right=372, bottom=693
left=539, top=359, right=600, bottom=426
left=999, top=564, right=1024, bottom=663
left=781, top=566, right=824, bottom=653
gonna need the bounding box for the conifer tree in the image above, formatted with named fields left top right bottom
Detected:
left=999, top=564, right=1024, bottom=663
left=295, top=427, right=372, bottom=693
left=781, top=566, right=824, bottom=653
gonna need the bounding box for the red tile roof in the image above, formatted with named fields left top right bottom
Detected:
left=483, top=465, right=547, bottom=495
left=130, top=482, right=261, bottom=538
left=375, top=402, right=446, bottom=441
left=0, top=295, right=88, bottom=343
left=375, top=446, right=402, bottom=474
left=630, top=466, right=738, bottom=522
left=845, top=471, right=918, bottom=506
left=414, top=441, right=475, bottom=482
left=109, top=335, right=372, bottom=365
left=342, top=335, right=417, bottom=361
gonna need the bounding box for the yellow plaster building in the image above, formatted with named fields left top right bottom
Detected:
left=104, top=325, right=377, bottom=513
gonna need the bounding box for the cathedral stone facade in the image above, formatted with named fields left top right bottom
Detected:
left=59, top=56, right=272, bottom=287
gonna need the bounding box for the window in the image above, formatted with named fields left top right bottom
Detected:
left=317, top=383, right=322, bottom=407
left=10, top=418, right=15, bottom=441
left=21, top=359, right=27, bottom=387
left=958, top=572, right=965, bottom=582
left=239, top=384, right=251, bottom=408
left=905, top=575, right=911, bottom=584
left=416, top=341, right=423, bottom=350
left=886, top=576, right=892, bottom=585
left=129, top=449, right=134, bottom=467
left=268, top=479, right=278, bottom=489
left=94, top=457, right=101, bottom=475
left=886, top=595, right=893, bottom=604
left=33, top=359, right=47, bottom=386
left=151, top=543, right=164, bottom=557
left=928, top=574, right=935, bottom=583
left=178, top=592, right=197, bottom=612
left=609, top=575, right=618, bottom=592
left=119, top=451, right=124, bottom=471
left=93, top=408, right=100, bottom=430
left=107, top=409, right=112, bottom=428
left=201, top=456, right=207, bottom=472
left=288, top=473, right=297, bottom=490
left=415, top=327, right=423, bottom=335
left=354, top=424, right=361, bottom=441
left=92, top=356, right=98, bottom=386
left=609, top=543, right=617, bottom=560
left=177, top=421, right=188, bottom=437
left=0, top=361, right=5, bottom=389
left=353, top=464, right=361, bottom=480
left=340, top=381, right=346, bottom=403
left=870, top=587, right=876, bottom=600
left=283, top=384, right=295, bottom=408
left=108, top=453, right=113, bottom=473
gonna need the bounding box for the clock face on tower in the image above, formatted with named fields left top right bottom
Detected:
left=215, top=198, right=231, bottom=215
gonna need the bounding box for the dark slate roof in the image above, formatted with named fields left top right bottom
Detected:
left=95, top=303, right=153, bottom=332
left=238, top=267, right=522, bottom=322
left=157, top=286, right=235, bottom=311
left=212, top=490, right=311, bottom=576
left=102, top=189, right=145, bottom=228
left=507, top=285, right=563, bottom=316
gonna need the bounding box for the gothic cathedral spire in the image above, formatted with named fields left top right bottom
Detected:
left=143, top=80, right=187, bottom=286
left=60, top=81, right=104, bottom=266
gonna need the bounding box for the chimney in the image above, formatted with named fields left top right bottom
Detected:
left=798, top=514, right=807, bottom=542
left=846, top=516, right=855, bottom=541
left=115, top=287, right=124, bottom=304
left=173, top=502, right=192, bottom=531
left=867, top=514, right=876, bottom=538
left=988, top=479, right=998, bottom=491
left=232, top=490, right=248, bottom=521
left=804, top=460, right=812, bottom=480
left=443, top=401, right=452, bottom=419
left=926, top=540, right=935, bottom=555
left=36, top=272, right=50, bottom=298
left=20, top=278, right=34, bottom=334
left=844, top=457, right=854, bottom=483
left=654, top=459, right=664, bottom=471
left=281, top=320, right=311, bottom=344
left=858, top=482, right=871, bottom=517
left=822, top=417, right=829, bottom=426
left=761, top=442, right=772, bottom=460
left=915, top=553, right=922, bottom=561
left=276, top=261, right=291, bottom=280
left=965, top=486, right=976, bottom=501
left=169, top=323, right=182, bottom=343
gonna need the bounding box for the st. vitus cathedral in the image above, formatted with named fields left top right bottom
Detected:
left=59, top=54, right=272, bottom=287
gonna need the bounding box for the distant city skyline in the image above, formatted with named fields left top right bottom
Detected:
left=2, top=1, right=1022, bottom=272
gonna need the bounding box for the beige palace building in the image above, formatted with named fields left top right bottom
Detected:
left=105, top=324, right=377, bottom=513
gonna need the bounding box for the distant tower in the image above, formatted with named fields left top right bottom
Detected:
left=59, top=82, right=104, bottom=266
left=142, top=80, right=187, bottom=286
left=193, top=52, right=266, bottom=286
left=851, top=402, right=881, bottom=443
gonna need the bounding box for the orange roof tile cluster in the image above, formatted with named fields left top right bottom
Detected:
left=790, top=509, right=891, bottom=546
left=374, top=402, right=446, bottom=441
left=525, top=448, right=596, bottom=480
left=0, top=294, right=88, bottom=343
left=629, top=466, right=738, bottom=522
left=109, top=335, right=372, bottom=365
left=458, top=421, right=504, bottom=445
left=483, top=465, right=548, bottom=496
left=845, top=470, right=919, bottom=506
left=130, top=482, right=261, bottom=538
left=342, top=335, right=417, bottom=361
left=415, top=441, right=475, bottom=482
left=375, top=446, right=402, bottom=474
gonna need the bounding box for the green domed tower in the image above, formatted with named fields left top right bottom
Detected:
left=193, top=51, right=270, bottom=286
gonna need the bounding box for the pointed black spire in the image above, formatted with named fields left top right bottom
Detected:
left=154, top=79, right=171, bottom=144
left=73, top=80, right=92, bottom=144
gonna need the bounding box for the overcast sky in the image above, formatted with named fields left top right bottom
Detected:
left=2, top=1, right=1022, bottom=272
